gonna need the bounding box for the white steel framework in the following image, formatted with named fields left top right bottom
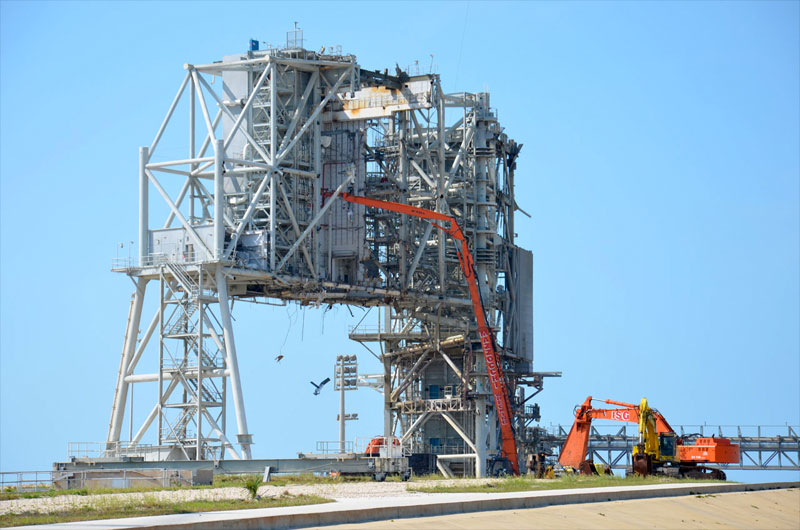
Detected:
left=106, top=34, right=556, bottom=474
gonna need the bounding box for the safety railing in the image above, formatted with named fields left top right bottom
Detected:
left=111, top=254, right=171, bottom=271
left=1, top=469, right=194, bottom=492
left=0, top=471, right=54, bottom=493
left=67, top=441, right=175, bottom=462
left=315, top=440, right=355, bottom=454
left=543, top=424, right=800, bottom=439
left=111, top=252, right=215, bottom=272
left=68, top=441, right=112, bottom=459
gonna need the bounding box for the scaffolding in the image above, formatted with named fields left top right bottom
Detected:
left=105, top=34, right=557, bottom=475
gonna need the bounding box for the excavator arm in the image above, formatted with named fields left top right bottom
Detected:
left=558, top=397, right=593, bottom=469
left=558, top=396, right=675, bottom=468
left=328, top=192, right=520, bottom=475
left=589, top=398, right=675, bottom=433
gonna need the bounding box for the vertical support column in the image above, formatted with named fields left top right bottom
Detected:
left=383, top=306, right=393, bottom=437
left=313, top=72, right=322, bottom=278
left=475, top=122, right=489, bottom=302
left=398, top=113, right=407, bottom=287
left=269, top=65, right=277, bottom=270
left=189, top=82, right=196, bottom=222
left=475, top=398, right=487, bottom=477
left=339, top=371, right=346, bottom=453
left=128, top=382, right=134, bottom=443
left=269, top=171, right=277, bottom=270
left=157, top=274, right=165, bottom=446
left=214, top=139, right=224, bottom=259
left=383, top=356, right=392, bottom=438
left=221, top=374, right=228, bottom=460
left=107, top=278, right=148, bottom=446
left=139, top=147, right=149, bottom=263
left=216, top=267, right=252, bottom=459
left=436, top=94, right=447, bottom=295
left=473, top=100, right=504, bottom=468
left=510, top=158, right=516, bottom=246
left=327, top=208, right=333, bottom=279
left=196, top=270, right=203, bottom=460
left=486, top=136, right=498, bottom=311
left=489, top=407, right=498, bottom=457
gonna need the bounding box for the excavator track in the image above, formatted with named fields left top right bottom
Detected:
left=681, top=465, right=727, bottom=480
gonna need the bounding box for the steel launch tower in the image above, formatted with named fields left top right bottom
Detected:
left=106, top=29, right=557, bottom=475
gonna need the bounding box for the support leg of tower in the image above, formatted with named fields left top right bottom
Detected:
left=489, top=407, right=498, bottom=458
left=475, top=398, right=487, bottom=477
left=107, top=278, right=148, bottom=449
left=383, top=356, right=392, bottom=437
left=216, top=267, right=252, bottom=459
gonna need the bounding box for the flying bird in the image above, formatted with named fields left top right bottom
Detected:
left=310, top=377, right=331, bottom=395
left=275, top=355, right=284, bottom=363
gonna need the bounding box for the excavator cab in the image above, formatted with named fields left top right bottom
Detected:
left=658, top=432, right=677, bottom=461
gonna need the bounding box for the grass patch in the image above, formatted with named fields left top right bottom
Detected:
left=0, top=493, right=332, bottom=527
left=408, top=473, right=454, bottom=482
left=408, top=474, right=727, bottom=494
left=0, top=484, right=208, bottom=501
left=1, top=488, right=107, bottom=501
left=213, top=473, right=370, bottom=488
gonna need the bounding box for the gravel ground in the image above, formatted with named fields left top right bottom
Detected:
left=0, top=478, right=499, bottom=515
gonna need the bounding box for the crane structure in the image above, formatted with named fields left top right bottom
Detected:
left=104, top=29, right=557, bottom=476
left=331, top=191, right=520, bottom=474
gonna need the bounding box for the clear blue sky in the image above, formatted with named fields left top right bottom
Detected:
left=1, top=1, right=798, bottom=482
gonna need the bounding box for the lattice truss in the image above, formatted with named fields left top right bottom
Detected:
left=105, top=40, right=548, bottom=475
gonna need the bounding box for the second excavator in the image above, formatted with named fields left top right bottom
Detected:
left=559, top=396, right=739, bottom=479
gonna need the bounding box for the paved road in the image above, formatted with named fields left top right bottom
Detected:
left=318, top=488, right=800, bottom=530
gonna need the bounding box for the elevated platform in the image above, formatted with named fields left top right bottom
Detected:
left=54, top=455, right=409, bottom=480
left=112, top=260, right=474, bottom=309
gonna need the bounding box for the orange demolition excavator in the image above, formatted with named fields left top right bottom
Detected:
left=559, top=397, right=739, bottom=480
left=327, top=191, right=521, bottom=475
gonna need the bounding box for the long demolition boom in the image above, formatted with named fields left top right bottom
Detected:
left=331, top=192, right=520, bottom=475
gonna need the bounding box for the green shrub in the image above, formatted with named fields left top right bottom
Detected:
left=244, top=476, right=262, bottom=499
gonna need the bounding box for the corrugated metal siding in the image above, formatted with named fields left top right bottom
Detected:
left=321, top=119, right=366, bottom=281
left=515, top=248, right=534, bottom=367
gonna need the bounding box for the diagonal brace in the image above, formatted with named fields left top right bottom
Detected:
left=147, top=169, right=214, bottom=259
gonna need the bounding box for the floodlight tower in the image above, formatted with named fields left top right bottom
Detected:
left=334, top=355, right=358, bottom=452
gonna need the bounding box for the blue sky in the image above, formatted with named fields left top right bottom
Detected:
left=1, top=1, right=798, bottom=482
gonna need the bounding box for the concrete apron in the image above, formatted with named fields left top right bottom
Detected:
left=36, top=481, right=799, bottom=530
